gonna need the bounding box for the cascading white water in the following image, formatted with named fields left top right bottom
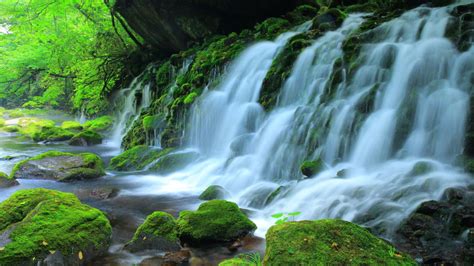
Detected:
left=129, top=4, right=473, bottom=238
left=109, top=76, right=152, bottom=149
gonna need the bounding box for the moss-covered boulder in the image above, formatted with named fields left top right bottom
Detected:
left=109, top=146, right=171, bottom=171
left=0, top=188, right=112, bottom=265
left=177, top=200, right=256, bottom=245
left=83, top=116, right=114, bottom=132
left=263, top=219, right=416, bottom=265
left=0, top=118, right=5, bottom=128
left=31, top=126, right=75, bottom=142
left=69, top=130, right=103, bottom=146
left=11, top=151, right=105, bottom=182
left=125, top=211, right=181, bottom=253
left=61, top=121, right=83, bottom=131
left=199, top=185, right=229, bottom=200
left=300, top=159, right=324, bottom=177
left=2, top=125, right=20, bottom=133
left=0, top=171, right=18, bottom=188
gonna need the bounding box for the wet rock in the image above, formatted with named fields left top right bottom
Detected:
left=125, top=211, right=181, bottom=253
left=149, top=150, right=200, bottom=174
left=11, top=151, right=106, bottom=182
left=163, top=249, right=192, bottom=264
left=199, top=185, right=229, bottom=200
left=395, top=188, right=474, bottom=264
left=177, top=200, right=257, bottom=246
left=69, top=130, right=103, bottom=146
left=0, top=171, right=18, bottom=188
left=264, top=219, right=416, bottom=265
left=0, top=188, right=112, bottom=265
left=109, top=146, right=171, bottom=171
left=74, top=187, right=120, bottom=200
left=300, top=158, right=324, bottom=177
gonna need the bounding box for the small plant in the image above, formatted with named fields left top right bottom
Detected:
left=271, top=211, right=302, bottom=225
left=237, top=252, right=263, bottom=266
left=388, top=246, right=396, bottom=257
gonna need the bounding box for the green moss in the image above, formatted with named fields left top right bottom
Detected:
left=109, top=146, right=172, bottom=171
left=126, top=211, right=180, bottom=252
left=2, top=125, right=19, bottom=133
left=31, top=126, right=75, bottom=142
left=177, top=200, right=257, bottom=245
left=142, top=115, right=161, bottom=131
left=199, top=185, right=228, bottom=200
left=0, top=188, right=112, bottom=265
left=183, top=92, right=198, bottom=105
left=0, top=118, right=5, bottom=127
left=83, top=116, right=113, bottom=132
left=7, top=109, right=25, bottom=118
left=300, top=159, right=324, bottom=177
left=408, top=162, right=433, bottom=177
left=263, top=219, right=416, bottom=265
left=219, top=258, right=253, bottom=266
left=69, top=130, right=103, bottom=146
left=61, top=121, right=83, bottom=131
left=0, top=171, right=18, bottom=188
left=10, top=151, right=104, bottom=179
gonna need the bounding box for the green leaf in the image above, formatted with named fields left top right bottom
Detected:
left=271, top=213, right=284, bottom=219
left=288, top=211, right=301, bottom=217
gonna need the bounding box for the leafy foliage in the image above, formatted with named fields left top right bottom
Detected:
left=0, top=0, right=136, bottom=115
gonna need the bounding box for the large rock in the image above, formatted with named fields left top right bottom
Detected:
left=109, top=146, right=170, bottom=171
left=177, top=200, right=256, bottom=246
left=69, top=130, right=103, bottom=146
left=395, top=187, right=474, bottom=264
left=263, top=219, right=416, bottom=265
left=0, top=188, right=112, bottom=265
left=0, top=172, right=18, bottom=188
left=11, top=151, right=105, bottom=182
left=114, top=0, right=307, bottom=53
left=125, top=211, right=181, bottom=252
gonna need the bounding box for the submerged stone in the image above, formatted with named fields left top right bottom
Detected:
left=199, top=185, right=229, bottom=200
left=264, top=219, right=416, bottom=265
left=125, top=211, right=181, bottom=253
left=0, top=188, right=112, bottom=265
left=11, top=151, right=105, bottom=182
left=177, top=200, right=257, bottom=246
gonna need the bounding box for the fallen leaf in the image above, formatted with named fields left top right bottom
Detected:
left=42, top=240, right=48, bottom=246
left=78, top=251, right=83, bottom=260
left=49, top=250, right=56, bottom=255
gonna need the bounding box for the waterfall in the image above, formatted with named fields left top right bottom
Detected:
left=110, top=75, right=152, bottom=149
left=131, top=4, right=473, bottom=238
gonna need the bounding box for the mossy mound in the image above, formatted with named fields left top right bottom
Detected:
left=11, top=151, right=105, bottom=182
left=0, top=171, right=18, bottom=188
left=2, top=125, right=20, bottom=133
left=83, top=116, right=114, bottom=132
left=31, top=126, right=75, bottom=142
left=300, top=159, right=324, bottom=177
left=177, top=200, right=256, bottom=245
left=125, top=211, right=181, bottom=253
left=109, top=146, right=172, bottom=171
left=218, top=258, right=253, bottom=266
left=61, top=121, right=83, bottom=131
left=0, top=188, right=112, bottom=265
left=199, top=185, right=229, bottom=200
left=69, top=130, right=103, bottom=146
left=263, top=219, right=416, bottom=265
left=0, top=118, right=5, bottom=127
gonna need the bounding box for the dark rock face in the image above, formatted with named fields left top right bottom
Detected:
left=395, top=187, right=474, bottom=265
left=13, top=154, right=105, bottom=182
left=114, top=0, right=306, bottom=53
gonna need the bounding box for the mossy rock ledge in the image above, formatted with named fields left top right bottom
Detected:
left=0, top=188, right=112, bottom=265
left=109, top=146, right=171, bottom=171
left=177, top=200, right=256, bottom=246
left=11, top=151, right=105, bottom=182
left=199, top=185, right=229, bottom=200
left=69, top=130, right=103, bottom=146
left=263, top=219, right=417, bottom=265
left=0, top=171, right=18, bottom=188
left=125, top=211, right=181, bottom=253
